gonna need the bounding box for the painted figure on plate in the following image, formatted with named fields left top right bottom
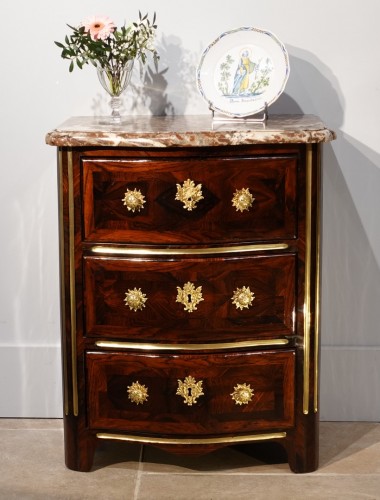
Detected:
left=232, top=50, right=255, bottom=95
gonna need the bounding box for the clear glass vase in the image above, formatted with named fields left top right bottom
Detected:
left=97, top=59, right=134, bottom=124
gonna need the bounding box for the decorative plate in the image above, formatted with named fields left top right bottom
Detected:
left=196, top=27, right=290, bottom=117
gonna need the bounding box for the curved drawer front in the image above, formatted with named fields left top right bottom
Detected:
left=86, top=350, right=295, bottom=434
left=84, top=253, right=296, bottom=342
left=82, top=155, right=297, bottom=244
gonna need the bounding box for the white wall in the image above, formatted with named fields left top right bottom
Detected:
left=1, top=0, right=379, bottom=419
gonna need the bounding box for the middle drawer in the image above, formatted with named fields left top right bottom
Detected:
left=84, top=253, right=296, bottom=343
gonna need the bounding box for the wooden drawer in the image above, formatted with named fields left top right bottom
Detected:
left=86, top=350, right=295, bottom=434
left=82, top=155, right=297, bottom=244
left=84, top=253, right=296, bottom=342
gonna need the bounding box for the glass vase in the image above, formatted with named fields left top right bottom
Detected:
left=97, top=59, right=134, bottom=124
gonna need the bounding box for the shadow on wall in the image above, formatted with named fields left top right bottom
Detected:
left=88, top=41, right=380, bottom=420
left=92, top=34, right=199, bottom=116
left=130, top=34, right=200, bottom=116
left=91, top=41, right=380, bottom=420
left=275, top=47, right=380, bottom=421
left=134, top=40, right=346, bottom=119
left=320, top=139, right=380, bottom=421
left=270, top=45, right=344, bottom=126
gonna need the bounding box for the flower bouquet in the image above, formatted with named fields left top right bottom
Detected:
left=55, top=12, right=158, bottom=123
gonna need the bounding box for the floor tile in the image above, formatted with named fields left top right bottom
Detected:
left=0, top=426, right=141, bottom=499
left=135, top=473, right=380, bottom=500
left=319, top=422, right=380, bottom=474
left=1, top=421, right=380, bottom=499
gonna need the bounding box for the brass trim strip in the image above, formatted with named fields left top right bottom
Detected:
left=58, top=151, right=69, bottom=416
left=95, top=339, right=289, bottom=351
left=97, top=431, right=287, bottom=446
left=68, top=151, right=78, bottom=417
left=90, top=243, right=289, bottom=256
left=314, top=235, right=320, bottom=413
left=303, top=144, right=313, bottom=415
left=314, top=145, right=321, bottom=413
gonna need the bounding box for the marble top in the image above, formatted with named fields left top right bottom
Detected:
left=45, top=115, right=336, bottom=148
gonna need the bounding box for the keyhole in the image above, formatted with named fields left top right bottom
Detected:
left=187, top=294, right=192, bottom=303
left=188, top=388, right=192, bottom=396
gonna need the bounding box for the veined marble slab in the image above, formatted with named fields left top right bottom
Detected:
left=45, top=114, right=336, bottom=148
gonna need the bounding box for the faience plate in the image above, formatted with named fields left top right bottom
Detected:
left=196, top=27, right=290, bottom=117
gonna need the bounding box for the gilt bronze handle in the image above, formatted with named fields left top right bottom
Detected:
left=122, top=188, right=146, bottom=212
left=231, top=286, right=255, bottom=310
left=231, top=383, right=254, bottom=405
left=232, top=188, right=255, bottom=212
left=124, top=287, right=148, bottom=312
left=175, top=179, right=204, bottom=211
left=127, top=381, right=149, bottom=405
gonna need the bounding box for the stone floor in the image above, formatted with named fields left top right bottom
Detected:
left=0, top=420, right=379, bottom=499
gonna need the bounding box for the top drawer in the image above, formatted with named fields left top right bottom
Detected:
left=82, top=155, right=297, bottom=244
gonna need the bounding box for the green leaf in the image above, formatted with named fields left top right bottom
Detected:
left=56, top=12, right=158, bottom=75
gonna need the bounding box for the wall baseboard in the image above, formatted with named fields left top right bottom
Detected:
left=320, top=346, right=380, bottom=421
left=0, top=345, right=62, bottom=418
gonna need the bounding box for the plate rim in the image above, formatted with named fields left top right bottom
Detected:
left=196, top=26, right=290, bottom=117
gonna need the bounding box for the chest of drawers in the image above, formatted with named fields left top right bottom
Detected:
left=46, top=115, right=335, bottom=472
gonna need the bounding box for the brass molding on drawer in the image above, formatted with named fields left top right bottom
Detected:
left=94, top=339, right=290, bottom=351
left=89, top=243, right=289, bottom=257
left=97, top=431, right=287, bottom=446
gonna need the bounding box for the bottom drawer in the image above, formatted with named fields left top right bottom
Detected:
left=86, top=350, right=295, bottom=435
